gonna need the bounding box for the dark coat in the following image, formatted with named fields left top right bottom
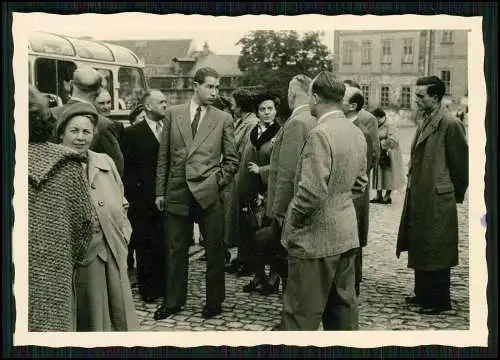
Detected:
left=238, top=121, right=281, bottom=205
left=352, top=111, right=379, bottom=248
left=51, top=99, right=124, bottom=177
left=120, top=120, right=160, bottom=212
left=396, top=106, right=468, bottom=271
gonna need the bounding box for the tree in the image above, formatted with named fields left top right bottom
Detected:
left=236, top=31, right=333, bottom=116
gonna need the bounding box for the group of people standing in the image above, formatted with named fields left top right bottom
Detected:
left=27, top=63, right=468, bottom=332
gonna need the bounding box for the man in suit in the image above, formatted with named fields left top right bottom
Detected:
left=275, top=71, right=368, bottom=331
left=154, top=67, right=239, bottom=320
left=94, top=88, right=125, bottom=142
left=120, top=89, right=168, bottom=303
left=397, top=76, right=468, bottom=315
left=261, top=74, right=317, bottom=293
left=50, top=67, right=124, bottom=176
left=342, top=85, right=380, bottom=296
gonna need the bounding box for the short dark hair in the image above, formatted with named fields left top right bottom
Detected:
left=371, top=107, right=386, bottom=119
left=416, top=76, right=446, bottom=102
left=193, top=67, right=219, bottom=85
left=255, top=90, right=281, bottom=112
left=232, top=88, right=256, bottom=113
left=312, top=71, right=344, bottom=104
left=349, top=92, right=365, bottom=112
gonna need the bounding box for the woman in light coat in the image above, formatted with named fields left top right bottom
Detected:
left=56, top=101, right=139, bottom=331
left=370, top=108, right=405, bottom=204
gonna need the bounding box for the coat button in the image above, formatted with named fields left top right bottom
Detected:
left=98, top=200, right=104, bottom=206
left=91, top=183, right=96, bottom=189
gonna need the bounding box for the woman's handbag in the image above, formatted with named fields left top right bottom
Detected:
left=379, top=149, right=391, bottom=169
left=242, top=195, right=266, bottom=231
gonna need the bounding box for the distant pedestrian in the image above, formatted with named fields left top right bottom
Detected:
left=370, top=108, right=405, bottom=204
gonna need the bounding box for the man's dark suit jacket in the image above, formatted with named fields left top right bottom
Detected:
left=120, top=120, right=159, bottom=213
left=352, top=109, right=379, bottom=248
left=50, top=99, right=124, bottom=176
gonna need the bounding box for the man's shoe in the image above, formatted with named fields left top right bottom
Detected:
left=202, top=303, right=222, bottom=319
left=153, top=305, right=182, bottom=320
left=242, top=278, right=265, bottom=293
left=370, top=198, right=383, bottom=204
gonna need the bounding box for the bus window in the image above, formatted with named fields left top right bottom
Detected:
left=95, top=68, right=114, bottom=109
left=118, top=67, right=146, bottom=110
left=34, top=58, right=76, bottom=104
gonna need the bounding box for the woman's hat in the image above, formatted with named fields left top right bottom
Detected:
left=55, top=102, right=99, bottom=138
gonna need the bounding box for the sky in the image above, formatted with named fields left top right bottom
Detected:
left=19, top=13, right=336, bottom=55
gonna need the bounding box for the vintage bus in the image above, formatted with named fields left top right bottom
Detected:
left=28, top=31, right=148, bottom=123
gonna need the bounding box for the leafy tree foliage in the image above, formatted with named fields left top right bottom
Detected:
left=237, top=30, right=333, bottom=116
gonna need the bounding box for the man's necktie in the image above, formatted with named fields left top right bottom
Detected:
left=155, top=121, right=163, bottom=140
left=191, top=106, right=201, bottom=137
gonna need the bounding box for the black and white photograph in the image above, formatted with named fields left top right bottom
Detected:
left=11, top=12, right=486, bottom=348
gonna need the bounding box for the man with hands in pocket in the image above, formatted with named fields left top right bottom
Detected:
left=154, top=67, right=238, bottom=320
left=275, top=72, right=368, bottom=331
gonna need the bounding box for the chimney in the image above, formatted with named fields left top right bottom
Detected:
left=203, top=41, right=210, bottom=56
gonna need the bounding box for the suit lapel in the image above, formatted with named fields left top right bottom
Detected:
left=189, top=106, right=218, bottom=156
left=139, top=118, right=160, bottom=143
left=415, top=107, right=443, bottom=149
left=175, top=104, right=193, bottom=149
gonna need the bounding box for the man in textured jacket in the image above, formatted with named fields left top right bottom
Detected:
left=276, top=72, right=368, bottom=331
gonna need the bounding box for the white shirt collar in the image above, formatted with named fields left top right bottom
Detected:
left=317, top=110, right=344, bottom=125
left=145, top=116, right=162, bottom=139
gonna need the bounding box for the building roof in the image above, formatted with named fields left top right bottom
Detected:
left=102, top=39, right=195, bottom=65
left=184, top=53, right=242, bottom=77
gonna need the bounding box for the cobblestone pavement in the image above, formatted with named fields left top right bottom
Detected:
left=130, top=126, right=470, bottom=331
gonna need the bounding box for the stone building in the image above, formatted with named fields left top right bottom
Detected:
left=333, top=30, right=468, bottom=112
left=105, top=39, right=242, bottom=105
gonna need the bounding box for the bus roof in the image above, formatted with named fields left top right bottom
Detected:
left=28, top=31, right=144, bottom=67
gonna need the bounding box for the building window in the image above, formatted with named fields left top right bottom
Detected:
left=361, top=41, right=372, bottom=64
left=440, top=70, right=452, bottom=95
left=442, top=30, right=454, bottom=43
left=381, top=39, right=392, bottom=64
left=360, top=85, right=370, bottom=107
left=402, top=39, right=414, bottom=64
left=401, top=86, right=411, bottom=109
left=380, top=86, right=390, bottom=107
left=342, top=42, right=353, bottom=64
